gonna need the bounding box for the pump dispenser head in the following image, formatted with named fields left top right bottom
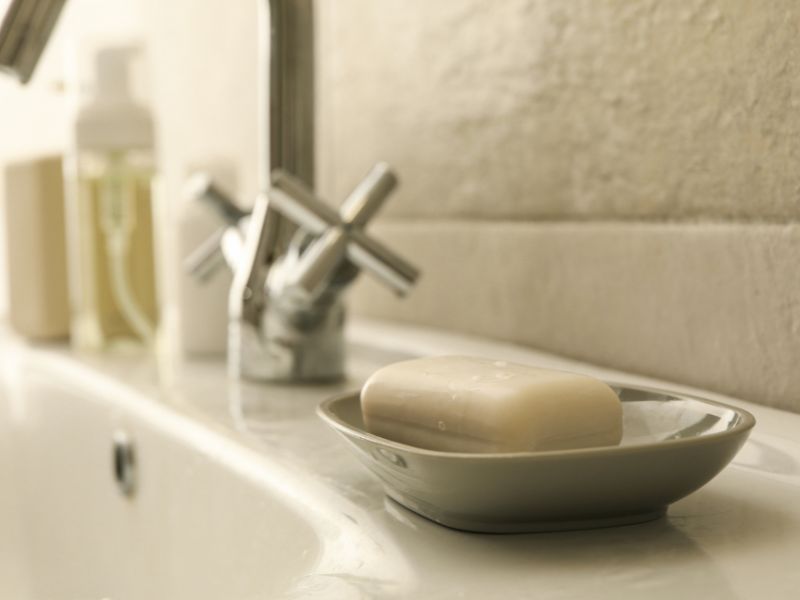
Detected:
left=94, top=46, right=137, bottom=105
left=74, top=43, right=153, bottom=151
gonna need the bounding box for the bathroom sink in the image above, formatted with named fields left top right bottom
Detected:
left=0, top=330, right=411, bottom=599
left=0, top=359, right=324, bottom=600
left=1, top=319, right=799, bottom=599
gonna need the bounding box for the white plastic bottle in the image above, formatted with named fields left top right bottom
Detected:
left=64, top=45, right=159, bottom=351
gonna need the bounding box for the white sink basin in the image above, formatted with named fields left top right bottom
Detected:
left=0, top=331, right=412, bottom=599
left=1, top=319, right=799, bottom=599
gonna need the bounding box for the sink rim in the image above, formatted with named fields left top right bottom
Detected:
left=318, top=381, right=756, bottom=461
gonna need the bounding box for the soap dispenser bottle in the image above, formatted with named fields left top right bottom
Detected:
left=64, top=45, right=159, bottom=351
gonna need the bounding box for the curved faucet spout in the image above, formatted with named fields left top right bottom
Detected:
left=229, top=0, right=315, bottom=330
left=228, top=0, right=317, bottom=378
left=0, top=0, right=68, bottom=83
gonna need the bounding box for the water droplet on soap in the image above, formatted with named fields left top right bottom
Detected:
left=438, top=420, right=447, bottom=431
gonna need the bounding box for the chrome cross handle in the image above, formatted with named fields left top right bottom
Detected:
left=183, top=174, right=248, bottom=282
left=269, top=162, right=419, bottom=301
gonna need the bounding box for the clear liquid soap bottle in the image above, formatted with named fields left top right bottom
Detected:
left=64, top=45, right=159, bottom=351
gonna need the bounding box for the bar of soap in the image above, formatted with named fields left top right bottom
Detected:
left=360, top=356, right=622, bottom=453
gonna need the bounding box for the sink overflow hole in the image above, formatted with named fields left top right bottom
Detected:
left=112, top=431, right=136, bottom=497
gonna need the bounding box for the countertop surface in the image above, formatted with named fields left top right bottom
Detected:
left=8, top=319, right=800, bottom=599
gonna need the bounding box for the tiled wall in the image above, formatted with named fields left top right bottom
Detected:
left=317, top=1, right=800, bottom=411
left=319, top=1, right=800, bottom=222
left=134, top=1, right=799, bottom=409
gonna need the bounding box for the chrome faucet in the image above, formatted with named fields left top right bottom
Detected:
left=0, top=0, right=67, bottom=83
left=0, top=0, right=419, bottom=382
left=187, top=1, right=419, bottom=382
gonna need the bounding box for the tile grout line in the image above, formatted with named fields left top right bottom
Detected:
left=375, top=217, right=800, bottom=228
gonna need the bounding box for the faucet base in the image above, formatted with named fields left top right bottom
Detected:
left=228, top=303, right=346, bottom=383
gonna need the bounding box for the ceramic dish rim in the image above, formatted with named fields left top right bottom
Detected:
left=317, top=381, right=757, bottom=461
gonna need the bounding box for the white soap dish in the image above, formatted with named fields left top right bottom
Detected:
left=317, top=383, right=755, bottom=533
